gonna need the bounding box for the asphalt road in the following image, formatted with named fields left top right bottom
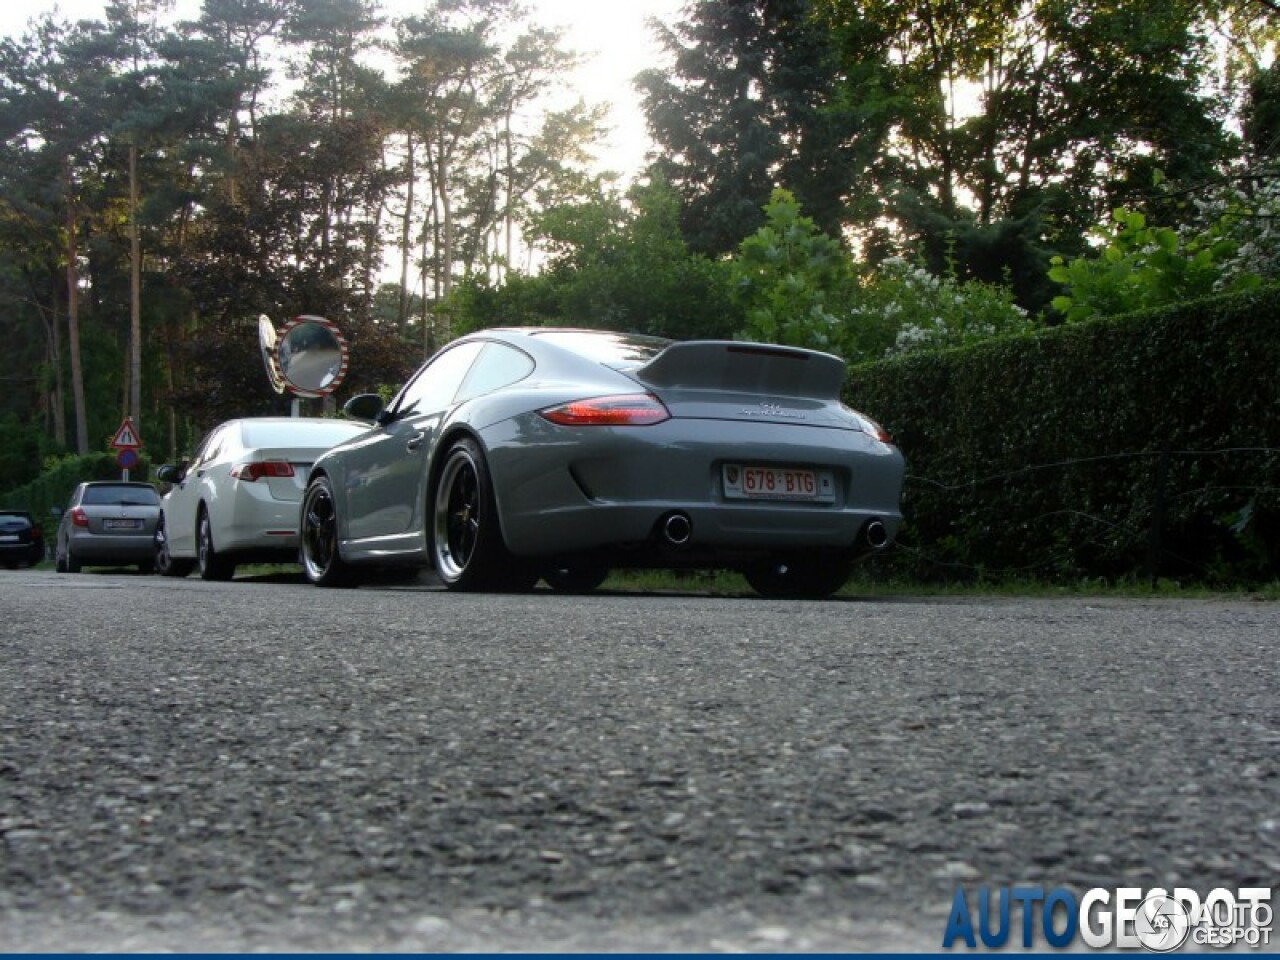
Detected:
left=1, top=569, right=1276, bottom=952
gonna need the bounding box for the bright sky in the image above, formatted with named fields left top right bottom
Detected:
left=0, top=0, right=685, bottom=178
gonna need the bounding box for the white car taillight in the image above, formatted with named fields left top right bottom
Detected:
left=230, top=460, right=296, bottom=482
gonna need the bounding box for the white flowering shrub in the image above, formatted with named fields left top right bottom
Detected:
left=856, top=258, right=1036, bottom=357
left=1050, top=176, right=1276, bottom=323
left=1195, top=172, right=1280, bottom=287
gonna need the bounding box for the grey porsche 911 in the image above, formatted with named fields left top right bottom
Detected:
left=300, top=328, right=904, bottom=598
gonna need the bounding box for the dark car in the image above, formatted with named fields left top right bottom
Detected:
left=55, top=482, right=162, bottom=573
left=0, top=510, right=45, bottom=569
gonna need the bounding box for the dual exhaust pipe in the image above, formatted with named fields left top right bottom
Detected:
left=657, top=512, right=890, bottom=552
left=660, top=512, right=693, bottom=547
left=863, top=518, right=889, bottom=551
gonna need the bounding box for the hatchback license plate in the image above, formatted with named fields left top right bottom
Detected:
left=723, top=465, right=834, bottom=502
left=104, top=518, right=143, bottom=530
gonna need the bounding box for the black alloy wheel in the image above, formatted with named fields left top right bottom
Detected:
left=301, top=475, right=358, bottom=588
left=432, top=437, right=534, bottom=592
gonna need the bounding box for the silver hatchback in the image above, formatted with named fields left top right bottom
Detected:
left=56, top=482, right=162, bottom=573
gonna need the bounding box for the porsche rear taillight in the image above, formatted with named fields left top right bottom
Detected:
left=230, top=460, right=296, bottom=481
left=845, top=406, right=894, bottom=445
left=539, top=394, right=670, bottom=426
left=70, top=508, right=89, bottom=528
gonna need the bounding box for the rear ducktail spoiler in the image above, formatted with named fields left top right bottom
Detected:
left=634, top=341, right=846, bottom=400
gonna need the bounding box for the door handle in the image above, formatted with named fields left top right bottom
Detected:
left=406, top=431, right=427, bottom=451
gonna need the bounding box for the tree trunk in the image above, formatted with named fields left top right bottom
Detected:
left=399, top=130, right=415, bottom=334
left=438, top=156, right=454, bottom=304
left=129, top=141, right=142, bottom=426
left=64, top=158, right=89, bottom=455
left=29, top=270, right=67, bottom=449
left=504, top=108, right=514, bottom=278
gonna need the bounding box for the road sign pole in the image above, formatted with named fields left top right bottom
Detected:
left=115, top=446, right=140, bottom=484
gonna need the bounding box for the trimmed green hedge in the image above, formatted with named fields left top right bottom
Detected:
left=847, top=285, right=1280, bottom=584
left=1, top=452, right=155, bottom=526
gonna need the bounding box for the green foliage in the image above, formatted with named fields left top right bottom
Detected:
left=864, top=257, right=1036, bottom=356
left=730, top=189, right=852, bottom=350
left=1048, top=207, right=1259, bottom=322
left=0, top=413, right=44, bottom=495
left=1244, top=64, right=1280, bottom=157
left=1, top=451, right=154, bottom=522
left=727, top=191, right=1034, bottom=359
left=446, top=177, right=740, bottom=340
left=0, top=0, right=600, bottom=475
left=849, top=284, right=1280, bottom=585
left=637, top=0, right=882, bottom=255
left=648, top=0, right=1253, bottom=312
left=1192, top=171, right=1280, bottom=287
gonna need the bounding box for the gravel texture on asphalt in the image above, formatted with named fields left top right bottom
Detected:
left=1, top=570, right=1276, bottom=951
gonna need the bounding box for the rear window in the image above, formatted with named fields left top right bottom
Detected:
left=239, top=420, right=365, bottom=449
left=82, top=485, right=161, bottom=507
left=530, top=330, right=671, bottom=368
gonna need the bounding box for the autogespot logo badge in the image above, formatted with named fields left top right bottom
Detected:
left=1134, top=894, right=1191, bottom=953
left=942, top=885, right=1273, bottom=951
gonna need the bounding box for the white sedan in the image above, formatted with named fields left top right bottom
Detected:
left=153, top=417, right=368, bottom=580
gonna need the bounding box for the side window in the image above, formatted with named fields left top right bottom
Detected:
left=188, top=430, right=215, bottom=468
left=455, top=343, right=534, bottom=404
left=393, top=341, right=485, bottom=417
left=191, top=425, right=228, bottom=470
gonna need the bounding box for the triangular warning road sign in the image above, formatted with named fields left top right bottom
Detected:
left=110, top=418, right=142, bottom=449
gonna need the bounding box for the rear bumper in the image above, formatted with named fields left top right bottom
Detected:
left=67, top=531, right=154, bottom=563
left=0, top=542, right=44, bottom=565
left=483, top=415, right=904, bottom=559
left=210, top=485, right=302, bottom=554
left=502, top=502, right=900, bottom=567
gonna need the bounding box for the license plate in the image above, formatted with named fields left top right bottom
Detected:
left=104, top=518, right=143, bottom=530
left=0, top=534, right=16, bottom=542
left=723, top=465, right=835, bottom=502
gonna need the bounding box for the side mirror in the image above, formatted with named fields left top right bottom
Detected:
left=155, top=464, right=184, bottom=484
left=343, top=393, right=386, bottom=423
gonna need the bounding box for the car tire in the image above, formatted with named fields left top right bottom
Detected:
left=543, top=565, right=609, bottom=593
left=743, top=556, right=851, bottom=600
left=300, top=475, right=359, bottom=588
left=65, top=548, right=82, bottom=574
left=432, top=437, right=531, bottom=592
left=55, top=547, right=67, bottom=573
left=196, top=507, right=235, bottom=581
left=154, top=515, right=194, bottom=578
